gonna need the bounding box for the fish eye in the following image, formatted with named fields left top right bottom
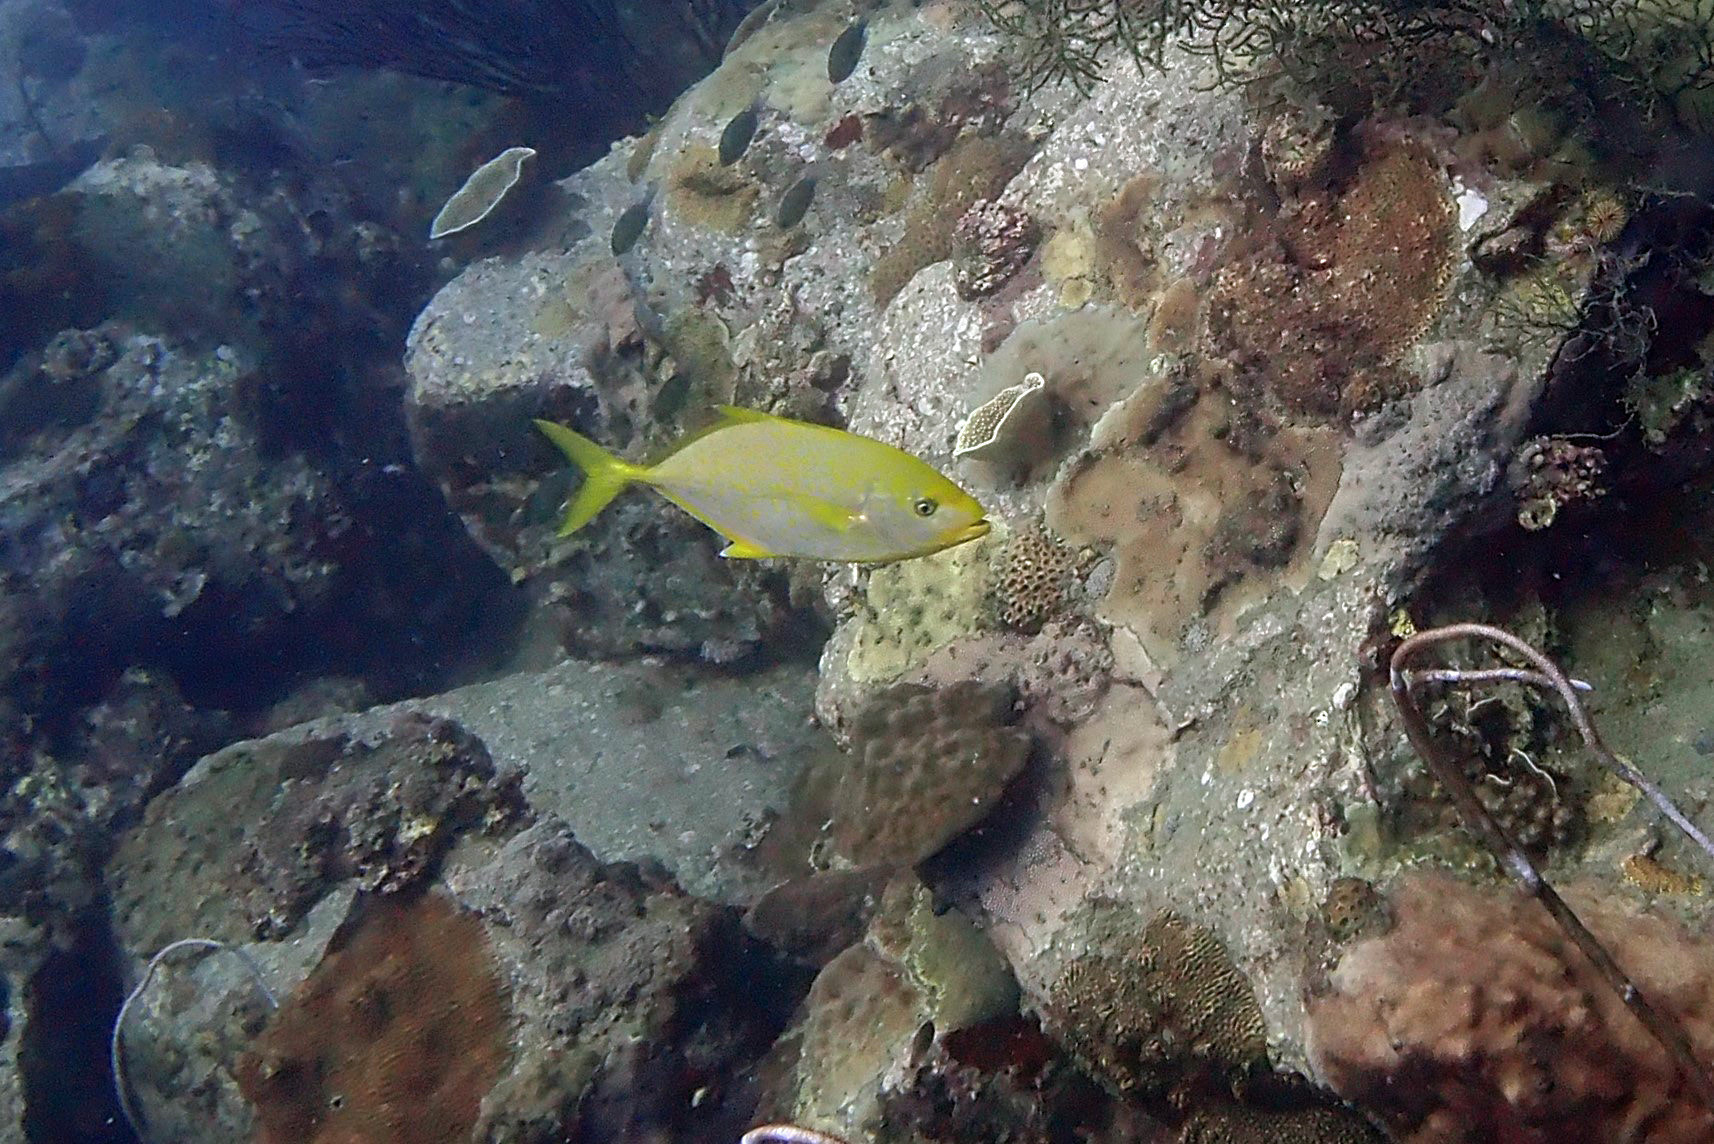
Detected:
left=913, top=497, right=939, bottom=517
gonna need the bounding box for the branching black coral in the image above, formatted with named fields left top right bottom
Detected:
left=975, top=0, right=1714, bottom=130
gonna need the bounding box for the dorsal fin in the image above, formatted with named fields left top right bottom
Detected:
left=713, top=404, right=775, bottom=424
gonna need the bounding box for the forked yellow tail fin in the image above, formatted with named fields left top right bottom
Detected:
left=533, top=419, right=646, bottom=536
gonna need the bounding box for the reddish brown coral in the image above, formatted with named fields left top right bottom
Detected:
left=236, top=891, right=510, bottom=1144
left=824, top=114, right=864, bottom=150
left=1307, top=873, right=1714, bottom=1142
left=1206, top=141, right=1455, bottom=419
left=870, top=135, right=1035, bottom=307
left=952, top=198, right=1040, bottom=300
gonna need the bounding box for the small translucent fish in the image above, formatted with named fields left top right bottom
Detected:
left=430, top=146, right=535, bottom=239
left=611, top=198, right=651, bottom=255
left=776, top=175, right=816, bottom=229
left=533, top=406, right=989, bottom=562
left=719, top=101, right=762, bottom=166
left=827, top=20, right=866, bottom=83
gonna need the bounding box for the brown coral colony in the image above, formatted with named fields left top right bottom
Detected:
left=1209, top=140, right=1456, bottom=418
left=235, top=892, right=510, bottom=1144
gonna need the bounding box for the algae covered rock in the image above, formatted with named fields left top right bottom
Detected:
left=105, top=675, right=811, bottom=1143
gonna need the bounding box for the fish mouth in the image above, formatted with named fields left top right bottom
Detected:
left=951, top=519, right=992, bottom=546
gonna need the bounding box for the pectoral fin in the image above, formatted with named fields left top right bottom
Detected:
left=801, top=496, right=861, bottom=534
left=720, top=539, right=777, bottom=559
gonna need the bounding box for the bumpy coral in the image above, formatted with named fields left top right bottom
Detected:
left=990, top=523, right=1085, bottom=634
left=1319, top=877, right=1390, bottom=945
left=842, top=534, right=999, bottom=685
left=820, top=680, right=1033, bottom=867
left=790, top=943, right=928, bottom=1120
left=1307, top=873, right=1714, bottom=1142
left=1093, top=172, right=1162, bottom=310
left=235, top=891, right=510, bottom=1144
left=951, top=198, right=1041, bottom=300
left=1038, top=903, right=1269, bottom=1101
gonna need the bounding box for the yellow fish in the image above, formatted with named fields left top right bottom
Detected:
left=533, top=406, right=990, bottom=562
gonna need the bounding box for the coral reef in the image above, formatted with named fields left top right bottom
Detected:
left=1308, top=873, right=1714, bottom=1142
left=235, top=890, right=509, bottom=1144
left=1046, top=357, right=1339, bottom=667
left=667, top=143, right=762, bottom=234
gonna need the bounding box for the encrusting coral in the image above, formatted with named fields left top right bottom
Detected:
left=1307, top=873, right=1714, bottom=1142
left=1206, top=141, right=1457, bottom=419
left=235, top=891, right=510, bottom=1144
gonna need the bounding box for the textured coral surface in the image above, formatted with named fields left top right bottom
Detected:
left=235, top=891, right=509, bottom=1144
left=1309, top=874, right=1714, bottom=1142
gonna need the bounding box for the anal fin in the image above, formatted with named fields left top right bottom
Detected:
left=720, top=539, right=776, bottom=559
